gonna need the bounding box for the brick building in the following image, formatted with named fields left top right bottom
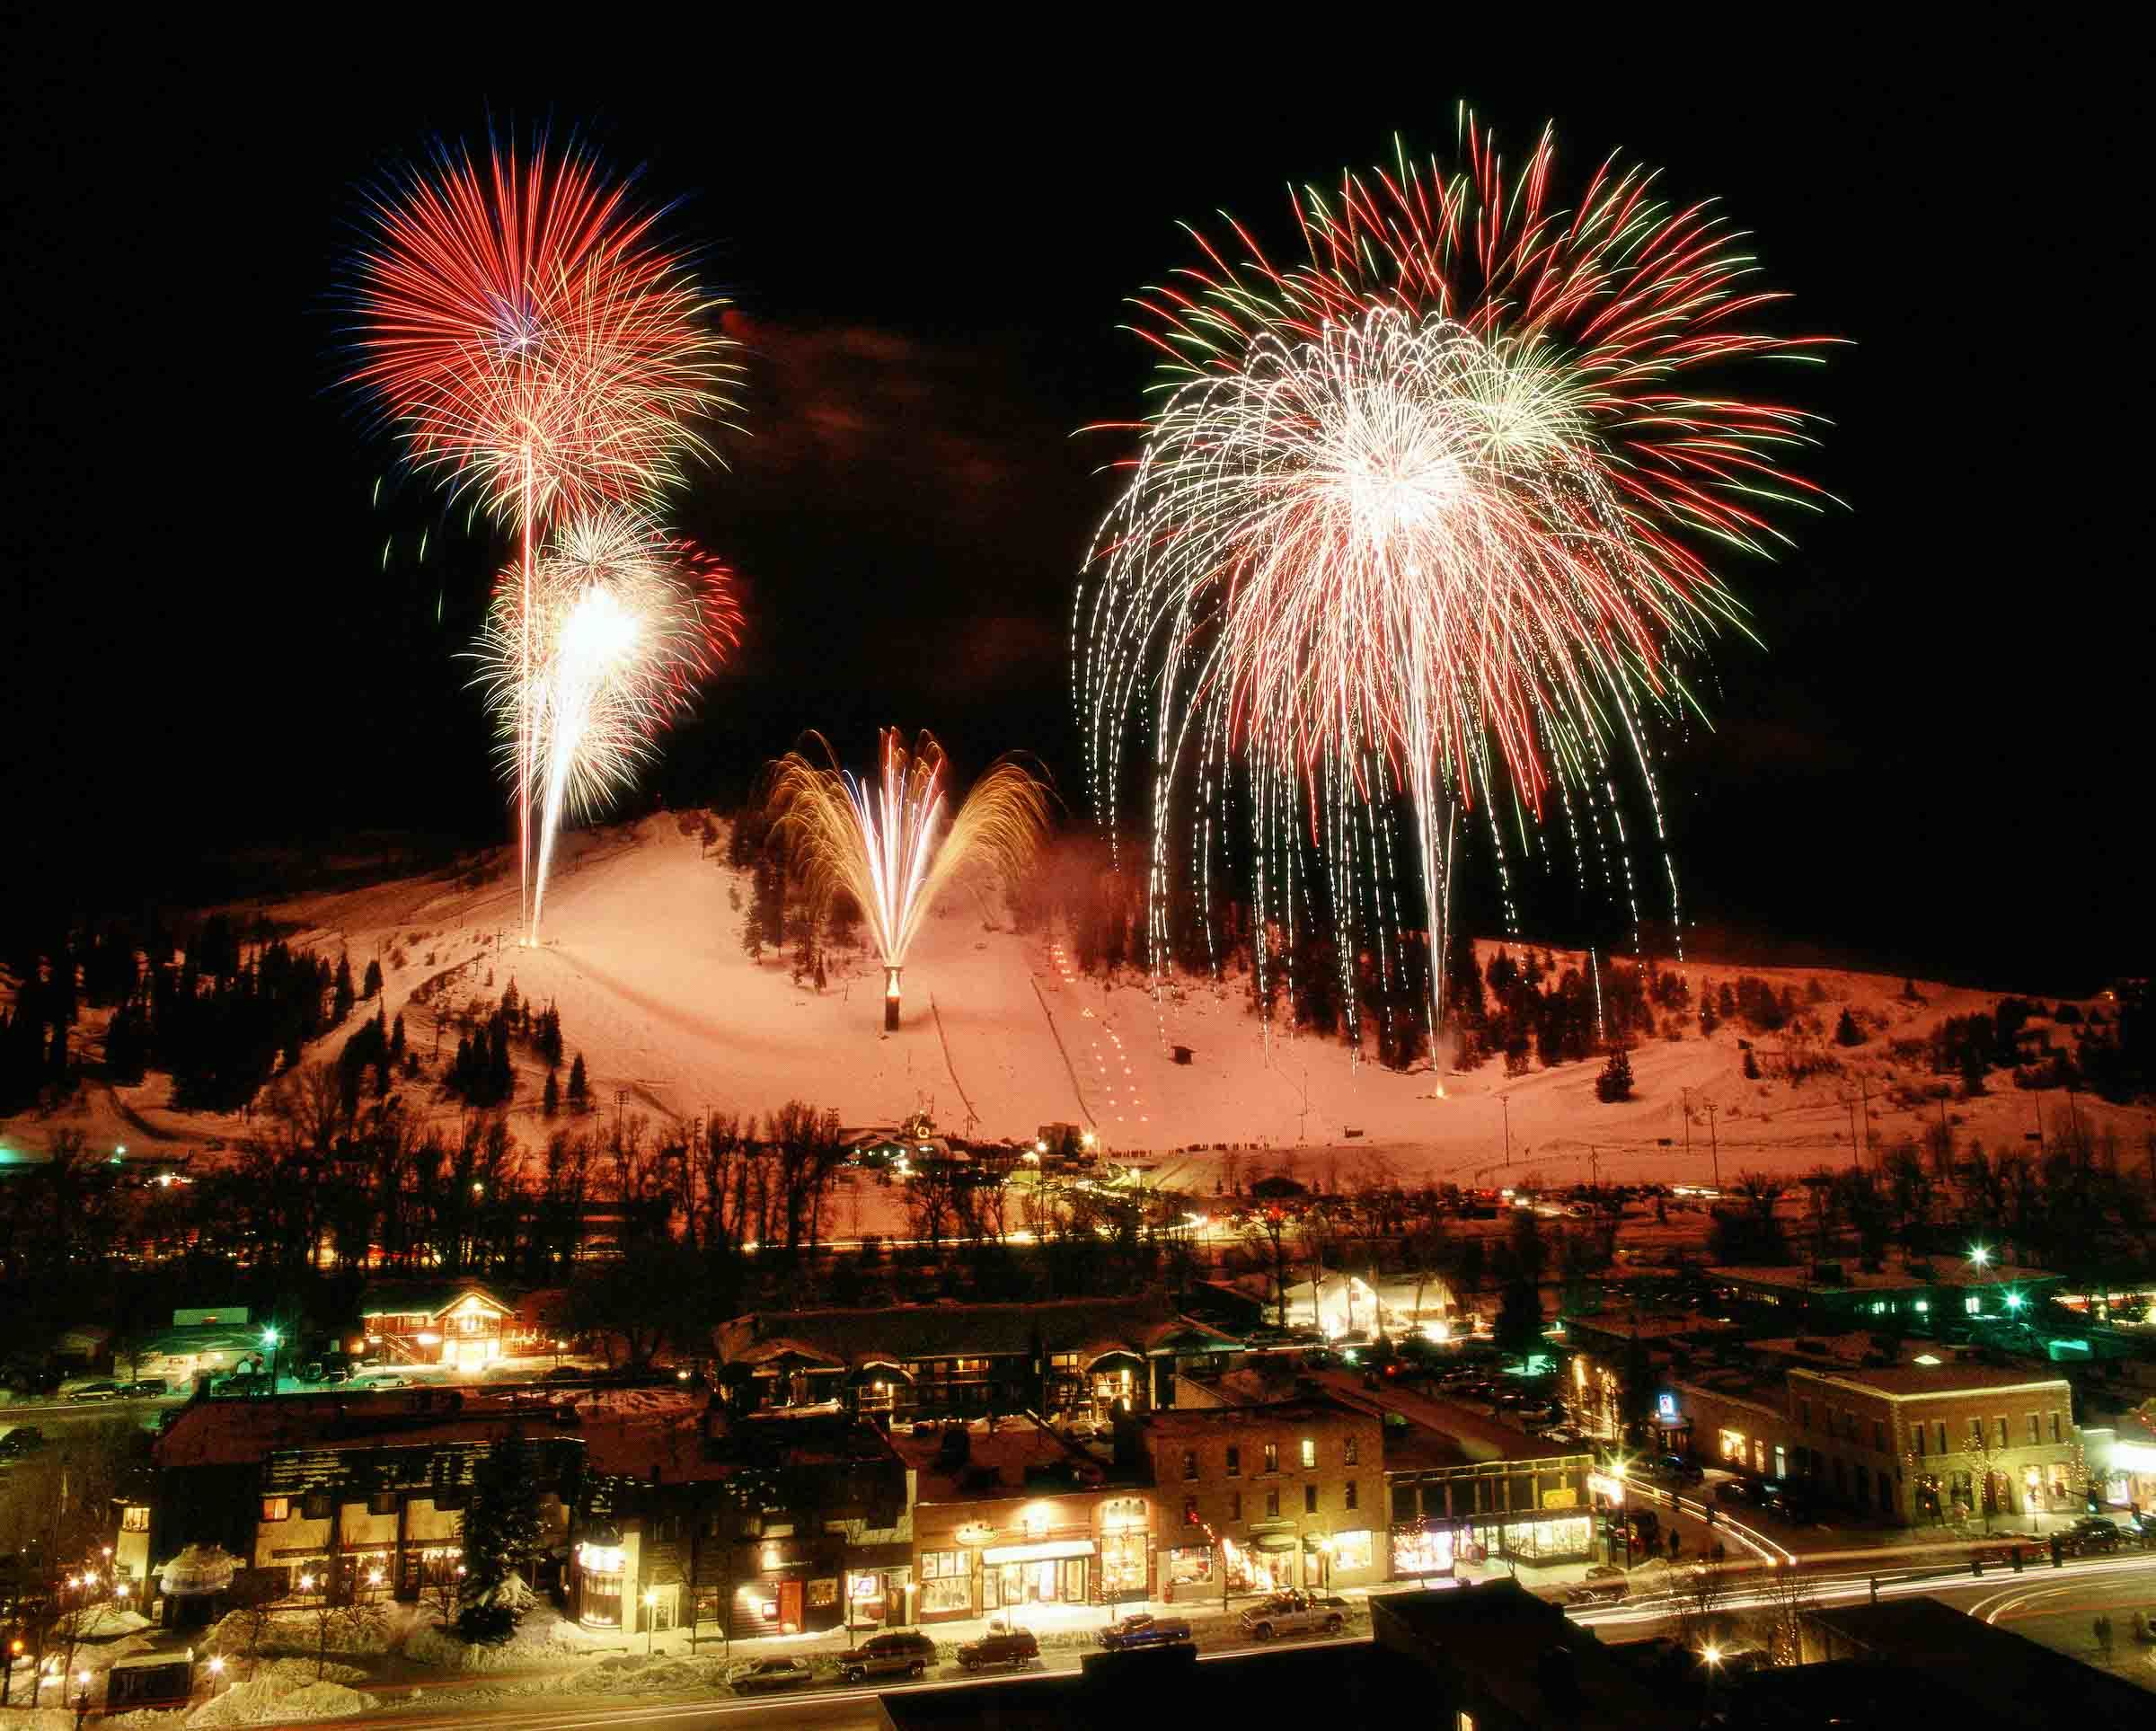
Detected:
left=898, top=1419, right=1155, bottom=1623
left=1679, top=1360, right=2081, bottom=1524
left=1138, top=1394, right=1385, bottom=1599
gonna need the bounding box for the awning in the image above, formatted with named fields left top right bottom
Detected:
left=848, top=1541, right=914, bottom=1569
left=1251, top=1532, right=1298, bottom=1554
left=982, top=1540, right=1095, bottom=1565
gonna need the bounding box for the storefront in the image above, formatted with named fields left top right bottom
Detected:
left=1222, top=1527, right=1299, bottom=1594
left=916, top=1539, right=1097, bottom=1621
left=573, top=1539, right=627, bottom=1629
left=1391, top=1523, right=1454, bottom=1579
left=2097, top=1439, right=2156, bottom=1515
left=844, top=1545, right=915, bottom=1630
left=1097, top=1498, right=1152, bottom=1603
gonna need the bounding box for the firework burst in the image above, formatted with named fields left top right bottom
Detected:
left=769, top=731, right=1050, bottom=1030
left=1079, top=112, right=1833, bottom=1058
left=348, top=131, right=741, bottom=937
left=475, top=508, right=738, bottom=940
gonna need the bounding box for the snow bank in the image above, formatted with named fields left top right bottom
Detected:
left=188, top=1665, right=377, bottom=1727
left=403, top=1604, right=609, bottom=1673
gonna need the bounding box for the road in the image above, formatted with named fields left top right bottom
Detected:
left=325, top=1633, right=1369, bottom=1731
left=1572, top=1541, right=2156, bottom=1686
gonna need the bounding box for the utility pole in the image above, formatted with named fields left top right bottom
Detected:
left=1682, top=1088, right=1693, bottom=1170
left=1857, top=1077, right=1872, bottom=1170
left=1500, top=1095, right=1511, bottom=1168
left=1706, top=1100, right=1720, bottom=1190
left=1847, top=1098, right=1861, bottom=1171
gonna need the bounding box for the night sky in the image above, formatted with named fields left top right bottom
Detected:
left=3, top=25, right=2142, bottom=994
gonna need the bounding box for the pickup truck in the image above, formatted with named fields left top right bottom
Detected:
left=1239, top=1592, right=1345, bottom=1642
left=1099, top=1613, right=1192, bottom=1651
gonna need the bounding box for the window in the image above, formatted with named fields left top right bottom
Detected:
left=1228, top=1491, right=1241, bottom=1521
left=1872, top=1420, right=1886, bottom=1453
left=1266, top=1489, right=1279, bottom=1519
left=919, top=1550, right=970, bottom=1616
left=1913, top=1424, right=1926, bottom=1458
left=121, top=1505, right=150, bottom=1532
left=1798, top=1400, right=1810, bottom=1430
left=1300, top=1438, right=1316, bottom=1469
left=369, top=1491, right=398, bottom=1516
left=261, top=1497, right=289, bottom=1523
left=1304, top=1484, right=1318, bottom=1515
left=302, top=1492, right=332, bottom=1522
left=1967, top=1418, right=1984, bottom=1449
left=1333, top=1530, right=1374, bottom=1570
left=1993, top=1417, right=2008, bottom=1450
left=1182, top=1450, right=1198, bottom=1481
left=1225, top=1446, right=1241, bottom=1477
left=1459, top=1711, right=1477, bottom=1731
left=2049, top=1412, right=2062, bottom=1444
left=1345, top=1479, right=1359, bottom=1512
left=1264, top=1443, right=1278, bottom=1474
left=2027, top=1414, right=2040, bottom=1446
left=1183, top=1497, right=1199, bottom=1526
left=1936, top=1422, right=1948, bottom=1454
left=1344, top=1435, right=1359, bottom=1466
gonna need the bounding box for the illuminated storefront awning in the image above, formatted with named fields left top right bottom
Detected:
left=981, top=1540, right=1094, bottom=1565
left=1250, top=1531, right=1298, bottom=1554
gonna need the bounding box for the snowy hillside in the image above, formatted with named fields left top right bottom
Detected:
left=5, top=817, right=2138, bottom=1201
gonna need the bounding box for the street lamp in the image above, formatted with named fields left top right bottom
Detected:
left=261, top=1326, right=281, bottom=1393
left=642, top=1589, right=659, bottom=1656
left=1969, top=1245, right=1989, bottom=1268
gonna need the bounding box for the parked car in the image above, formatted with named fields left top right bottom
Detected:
left=1239, top=1591, right=1345, bottom=1641
left=2067, top=1523, right=2123, bottom=1557
left=1566, top=1565, right=1630, bottom=1606
left=359, top=1374, right=415, bottom=1390
left=1099, top=1612, right=1193, bottom=1652
left=956, top=1629, right=1040, bottom=1671
left=66, top=1382, right=122, bottom=1403
left=837, top=1629, right=936, bottom=1683
left=1654, top=1455, right=1704, bottom=1486
left=0, top=1427, right=47, bottom=1456
left=119, top=1380, right=169, bottom=1399
left=727, top=1656, right=817, bottom=1694
left=1758, top=1481, right=1816, bottom=1523
left=1714, top=1479, right=1755, bottom=1506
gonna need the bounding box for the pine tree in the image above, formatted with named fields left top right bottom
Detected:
left=567, top=1052, right=588, bottom=1108
left=1595, top=1046, right=1635, bottom=1103
left=1834, top=1008, right=1864, bottom=1047
left=456, top=1436, right=543, bottom=1644
left=1699, top=993, right=1719, bottom=1038
left=332, top=954, right=355, bottom=1025
left=543, top=1068, right=560, bottom=1118
left=361, top=958, right=383, bottom=1001
left=486, top=1013, right=513, bottom=1105
left=390, top=1013, right=406, bottom=1063
left=1494, top=1278, right=1543, bottom=1358
left=740, top=898, right=765, bottom=962
left=1743, top=1047, right=1762, bottom=1080
left=536, top=1004, right=564, bottom=1069
left=813, top=954, right=827, bottom=993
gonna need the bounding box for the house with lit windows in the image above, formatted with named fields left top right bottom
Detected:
left=142, top=1388, right=579, bottom=1621
left=713, top=1297, right=1242, bottom=1423
left=1708, top=1254, right=2064, bottom=1335
left=356, top=1283, right=521, bottom=1372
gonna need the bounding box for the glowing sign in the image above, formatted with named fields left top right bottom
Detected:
left=1656, top=1392, right=1679, bottom=1424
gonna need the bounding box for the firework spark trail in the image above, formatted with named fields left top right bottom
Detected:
left=1080, top=114, right=1833, bottom=1055
left=474, top=508, right=738, bottom=941
left=770, top=731, right=1050, bottom=1030
left=348, top=133, right=741, bottom=936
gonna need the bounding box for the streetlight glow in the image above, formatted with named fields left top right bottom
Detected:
left=1701, top=1645, right=1722, bottom=1667
left=1969, top=1245, right=1989, bottom=1267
